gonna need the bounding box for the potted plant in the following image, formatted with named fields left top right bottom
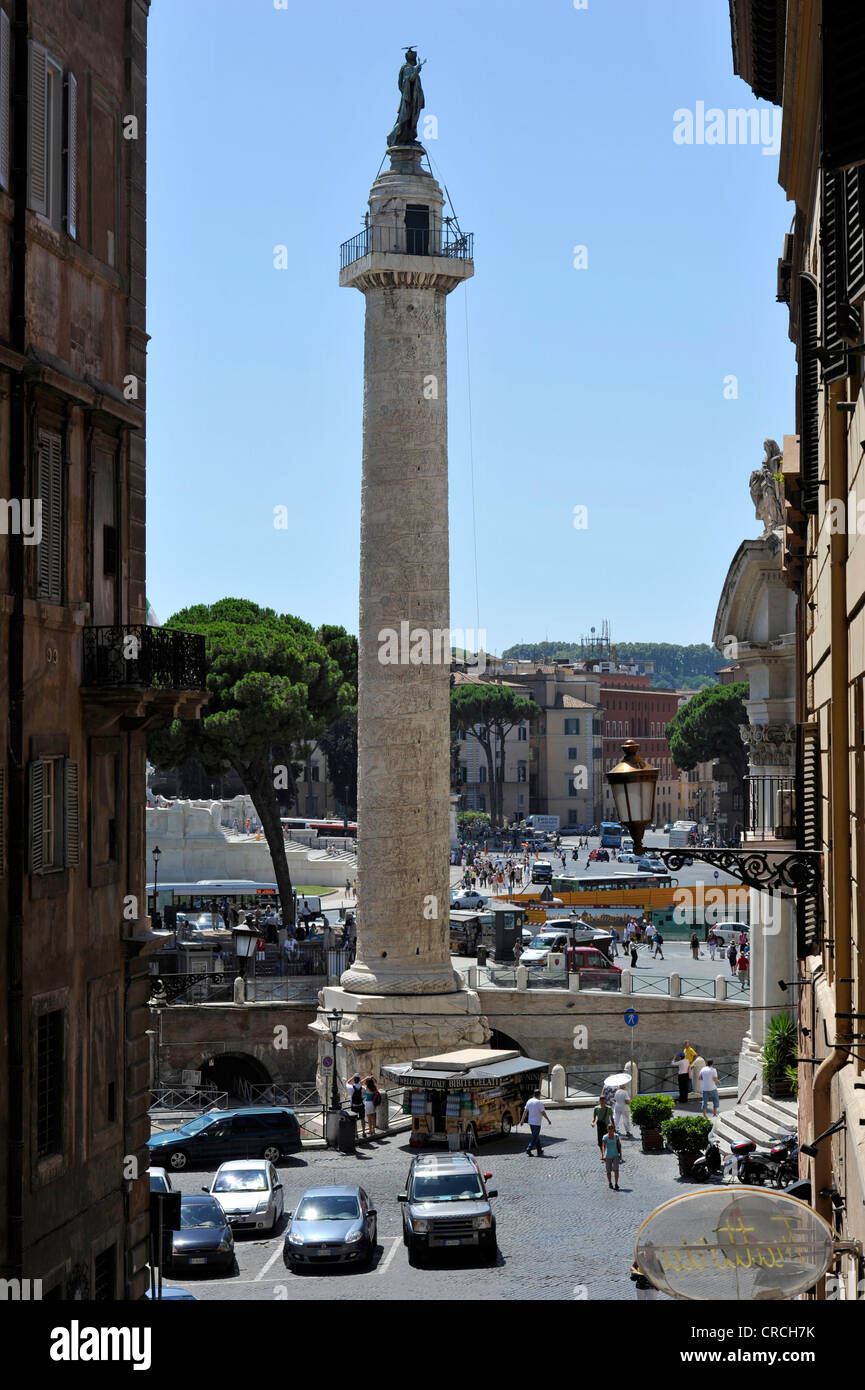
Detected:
left=761, top=1012, right=798, bottom=1099
left=661, top=1114, right=713, bottom=1177
left=630, top=1093, right=675, bottom=1153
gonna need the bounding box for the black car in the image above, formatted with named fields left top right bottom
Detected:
left=166, top=1195, right=234, bottom=1276
left=148, top=1107, right=302, bottom=1172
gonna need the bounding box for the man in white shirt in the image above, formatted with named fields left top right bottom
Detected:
left=521, top=1090, right=552, bottom=1156
left=699, top=1060, right=720, bottom=1117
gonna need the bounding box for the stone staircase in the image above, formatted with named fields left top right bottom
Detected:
left=712, top=1094, right=798, bottom=1152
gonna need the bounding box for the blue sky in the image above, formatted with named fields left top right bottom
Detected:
left=146, top=0, right=795, bottom=654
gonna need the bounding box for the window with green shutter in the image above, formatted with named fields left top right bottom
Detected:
left=28, top=756, right=79, bottom=873
left=798, top=274, right=820, bottom=515
left=35, top=428, right=63, bottom=602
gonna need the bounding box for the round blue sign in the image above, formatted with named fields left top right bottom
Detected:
left=322, top=1055, right=333, bottom=1068
left=624, top=1010, right=639, bottom=1027
left=714, top=870, right=719, bottom=879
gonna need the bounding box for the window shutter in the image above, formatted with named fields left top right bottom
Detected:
left=797, top=723, right=821, bottom=957
left=0, top=764, right=5, bottom=878
left=822, top=1, right=865, bottom=172
left=845, top=165, right=865, bottom=308
left=64, top=759, right=79, bottom=867
left=64, top=72, right=77, bottom=239
left=28, top=760, right=45, bottom=875
left=798, top=274, right=820, bottom=515
left=820, top=168, right=849, bottom=382
left=37, top=430, right=63, bottom=603
left=27, top=40, right=48, bottom=216
left=0, top=9, right=10, bottom=192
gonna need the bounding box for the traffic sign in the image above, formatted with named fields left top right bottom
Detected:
left=624, top=1009, right=639, bottom=1027
left=322, top=1055, right=333, bottom=1068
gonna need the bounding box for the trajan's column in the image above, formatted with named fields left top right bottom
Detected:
left=312, top=51, right=488, bottom=1085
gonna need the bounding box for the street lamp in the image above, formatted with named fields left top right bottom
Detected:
left=326, top=1007, right=343, bottom=1114
left=605, top=739, right=659, bottom=856
left=231, top=922, right=258, bottom=980
left=152, top=845, right=161, bottom=928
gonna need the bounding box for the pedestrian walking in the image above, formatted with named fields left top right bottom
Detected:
left=708, top=932, right=717, bottom=962
left=347, top=1073, right=367, bottom=1136
left=629, top=941, right=638, bottom=969
left=613, top=1086, right=634, bottom=1137
left=602, top=1123, right=622, bottom=1190
left=362, top=1075, right=380, bottom=1139
left=609, top=928, right=619, bottom=958
left=513, top=939, right=523, bottom=966
left=520, top=1089, right=551, bottom=1156
left=591, top=1094, right=613, bottom=1159
left=737, top=950, right=749, bottom=986
left=728, top=941, right=738, bottom=975
left=699, top=1059, right=720, bottom=1118
left=689, top=931, right=700, bottom=961
left=672, top=1051, right=691, bottom=1104
left=652, top=930, right=664, bottom=960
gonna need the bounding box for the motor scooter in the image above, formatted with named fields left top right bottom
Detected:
left=723, top=1131, right=798, bottom=1187
left=691, top=1140, right=723, bottom=1182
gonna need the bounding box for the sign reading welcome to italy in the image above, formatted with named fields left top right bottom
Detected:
left=635, top=1189, right=834, bottom=1301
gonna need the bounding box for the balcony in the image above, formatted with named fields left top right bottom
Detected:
left=81, top=625, right=208, bottom=732
left=743, top=775, right=796, bottom=841
left=340, top=222, right=474, bottom=272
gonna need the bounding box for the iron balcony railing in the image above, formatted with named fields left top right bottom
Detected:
left=82, top=625, right=206, bottom=690
left=340, top=222, right=474, bottom=271
left=743, top=774, right=796, bottom=840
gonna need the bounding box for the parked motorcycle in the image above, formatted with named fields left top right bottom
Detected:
left=691, top=1139, right=723, bottom=1182
left=724, top=1131, right=798, bottom=1187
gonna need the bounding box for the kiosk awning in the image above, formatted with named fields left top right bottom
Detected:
left=382, top=1049, right=549, bottom=1091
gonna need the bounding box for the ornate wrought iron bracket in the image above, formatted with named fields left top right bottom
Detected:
left=654, top=848, right=822, bottom=897
left=148, top=973, right=228, bottom=1005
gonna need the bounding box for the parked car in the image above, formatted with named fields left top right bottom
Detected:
left=637, top=856, right=666, bottom=874
left=617, top=851, right=638, bottom=864
left=710, top=923, right=750, bottom=948
left=568, top=946, right=623, bottom=990
left=530, top=860, right=553, bottom=884
left=165, top=1194, right=234, bottom=1276
left=399, top=1152, right=497, bottom=1266
left=147, top=1107, right=302, bottom=1172
left=148, top=1167, right=173, bottom=1194
left=283, top=1185, right=377, bottom=1271
left=520, top=925, right=611, bottom=968
left=589, top=848, right=610, bottom=862
left=450, top=890, right=489, bottom=910
left=205, top=1160, right=284, bottom=1234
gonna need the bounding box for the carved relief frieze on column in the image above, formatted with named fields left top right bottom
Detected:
left=738, top=722, right=796, bottom=768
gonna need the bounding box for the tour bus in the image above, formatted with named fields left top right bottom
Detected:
left=600, top=821, right=624, bottom=848
left=281, top=817, right=358, bottom=839
left=147, top=879, right=282, bottom=921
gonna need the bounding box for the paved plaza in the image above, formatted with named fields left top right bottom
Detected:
left=159, top=1099, right=735, bottom=1303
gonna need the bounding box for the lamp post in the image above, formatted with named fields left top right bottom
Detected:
left=152, top=844, right=162, bottom=931
left=605, top=740, right=659, bottom=856
left=231, top=922, right=258, bottom=1002
left=326, top=1007, right=343, bottom=1112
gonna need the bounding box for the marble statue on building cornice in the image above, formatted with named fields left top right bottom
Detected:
left=749, top=439, right=786, bottom=538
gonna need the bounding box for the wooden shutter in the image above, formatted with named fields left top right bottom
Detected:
left=0, top=764, right=5, bottom=878
left=64, top=72, right=77, bottom=239
left=36, top=430, right=63, bottom=603
left=822, top=1, right=865, bottom=172
left=28, top=759, right=45, bottom=875
left=797, top=723, right=821, bottom=957
left=64, top=759, right=79, bottom=867
left=0, top=9, right=10, bottom=191
left=798, top=274, right=820, bottom=515
left=820, top=168, right=849, bottom=381
left=27, top=41, right=48, bottom=216
left=845, top=165, right=865, bottom=308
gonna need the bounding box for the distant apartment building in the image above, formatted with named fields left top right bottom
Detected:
left=592, top=667, right=682, bottom=825
left=0, top=1, right=206, bottom=1299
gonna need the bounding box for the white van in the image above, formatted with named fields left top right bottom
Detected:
left=710, top=922, right=749, bottom=947
left=621, top=836, right=634, bottom=854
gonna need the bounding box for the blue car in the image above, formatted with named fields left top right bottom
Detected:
left=283, top=1185, right=377, bottom=1270
left=148, top=1107, right=302, bottom=1172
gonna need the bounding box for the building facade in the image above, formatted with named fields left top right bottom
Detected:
left=730, top=0, right=865, bottom=1298
left=0, top=0, right=205, bottom=1299
left=596, top=669, right=682, bottom=826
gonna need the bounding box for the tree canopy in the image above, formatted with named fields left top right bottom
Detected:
left=450, top=683, right=541, bottom=827
left=665, top=681, right=749, bottom=782
left=147, top=598, right=357, bottom=921
left=500, top=640, right=722, bottom=690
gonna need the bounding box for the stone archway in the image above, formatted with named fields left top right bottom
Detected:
left=203, top=1051, right=272, bottom=1102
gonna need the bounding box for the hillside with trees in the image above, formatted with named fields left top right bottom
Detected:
left=500, top=641, right=723, bottom=689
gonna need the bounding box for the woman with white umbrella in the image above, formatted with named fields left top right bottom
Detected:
left=604, top=1071, right=634, bottom=1138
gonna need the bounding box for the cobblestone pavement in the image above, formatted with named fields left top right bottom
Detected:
left=159, top=1102, right=735, bottom=1302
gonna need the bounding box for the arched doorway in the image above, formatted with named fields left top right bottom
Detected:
left=204, top=1052, right=272, bottom=1102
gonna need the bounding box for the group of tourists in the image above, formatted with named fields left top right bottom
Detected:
left=590, top=1084, right=635, bottom=1191
left=609, top=918, right=665, bottom=965
left=460, top=853, right=528, bottom=894
left=346, top=1073, right=384, bottom=1139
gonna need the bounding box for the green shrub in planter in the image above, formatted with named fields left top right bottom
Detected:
left=761, top=1012, right=797, bottom=1085
left=630, top=1094, right=675, bottom=1130
left=660, top=1114, right=712, bottom=1155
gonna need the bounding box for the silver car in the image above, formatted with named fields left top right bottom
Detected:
left=205, top=1160, right=284, bottom=1234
